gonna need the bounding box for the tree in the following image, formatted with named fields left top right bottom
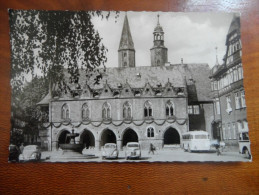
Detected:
left=9, top=10, right=119, bottom=92
left=9, top=10, right=119, bottom=145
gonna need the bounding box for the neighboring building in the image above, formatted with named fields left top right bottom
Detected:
left=210, top=15, right=247, bottom=146
left=38, top=15, right=213, bottom=151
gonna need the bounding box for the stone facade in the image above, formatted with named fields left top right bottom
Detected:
left=38, top=14, right=213, bottom=151
left=210, top=15, right=247, bottom=146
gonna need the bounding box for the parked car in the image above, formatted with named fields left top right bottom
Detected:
left=19, top=145, right=41, bottom=162
left=125, top=142, right=141, bottom=160
left=8, top=144, right=20, bottom=162
left=102, top=143, right=119, bottom=159
left=238, top=131, right=251, bottom=159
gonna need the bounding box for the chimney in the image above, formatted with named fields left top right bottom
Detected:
left=181, top=58, right=183, bottom=64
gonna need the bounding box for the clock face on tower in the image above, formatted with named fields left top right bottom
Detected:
left=156, top=50, right=161, bottom=55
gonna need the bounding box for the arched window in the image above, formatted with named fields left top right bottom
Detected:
left=61, top=104, right=69, bottom=119
left=102, top=102, right=111, bottom=119
left=82, top=103, right=90, bottom=120
left=124, top=61, right=127, bottom=67
left=123, top=101, right=132, bottom=119
left=147, top=127, right=154, bottom=137
left=144, top=101, right=153, bottom=117
left=166, top=100, right=174, bottom=117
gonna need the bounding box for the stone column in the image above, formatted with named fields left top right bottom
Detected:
left=52, top=141, right=59, bottom=151
left=117, top=140, right=122, bottom=150
left=95, top=140, right=100, bottom=150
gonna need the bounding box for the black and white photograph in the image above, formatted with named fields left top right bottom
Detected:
left=8, top=10, right=251, bottom=162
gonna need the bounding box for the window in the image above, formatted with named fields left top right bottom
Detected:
left=214, top=81, right=218, bottom=90
left=232, top=123, right=237, bottom=139
left=188, top=106, right=193, bottom=114
left=222, top=125, right=226, bottom=140
left=124, top=61, right=127, bottom=67
left=193, top=105, right=200, bottom=114
left=166, top=100, right=174, bottom=117
left=124, top=52, right=127, bottom=57
left=226, top=96, right=232, bottom=114
left=147, top=127, right=154, bottom=137
left=228, top=124, right=231, bottom=139
left=233, top=69, right=238, bottom=82
left=235, top=92, right=241, bottom=109
left=241, top=91, right=246, bottom=108
left=188, top=105, right=200, bottom=115
left=123, top=101, right=132, bottom=119
left=82, top=103, right=90, bottom=120
left=102, top=102, right=111, bottom=119
left=214, top=98, right=221, bottom=115
left=243, top=120, right=248, bottom=131
left=61, top=104, right=69, bottom=119
left=238, top=66, right=243, bottom=80
left=237, top=121, right=243, bottom=132
left=144, top=101, right=152, bottom=117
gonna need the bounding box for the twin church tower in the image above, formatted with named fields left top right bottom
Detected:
left=118, top=14, right=168, bottom=68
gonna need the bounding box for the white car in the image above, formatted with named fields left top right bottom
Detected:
left=19, top=145, right=41, bottom=162
left=102, top=143, right=119, bottom=159
left=125, top=142, right=141, bottom=160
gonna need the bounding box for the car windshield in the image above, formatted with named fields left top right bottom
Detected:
left=195, top=135, right=208, bottom=139
left=127, top=144, right=139, bottom=148
left=105, top=144, right=116, bottom=149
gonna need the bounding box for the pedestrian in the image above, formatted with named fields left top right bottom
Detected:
left=19, top=143, right=24, bottom=154
left=149, top=143, right=155, bottom=155
left=215, top=139, right=221, bottom=156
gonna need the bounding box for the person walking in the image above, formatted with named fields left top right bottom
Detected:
left=19, top=143, right=24, bottom=154
left=149, top=143, right=155, bottom=155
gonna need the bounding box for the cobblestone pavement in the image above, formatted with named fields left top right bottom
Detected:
left=40, top=148, right=251, bottom=162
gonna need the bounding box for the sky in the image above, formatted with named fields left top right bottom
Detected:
left=91, top=11, right=235, bottom=68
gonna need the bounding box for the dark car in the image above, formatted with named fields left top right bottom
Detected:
left=8, top=144, right=20, bottom=162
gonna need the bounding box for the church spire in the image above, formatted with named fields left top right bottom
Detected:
left=119, top=14, right=135, bottom=51
left=118, top=14, right=135, bottom=68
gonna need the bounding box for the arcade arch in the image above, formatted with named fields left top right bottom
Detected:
left=100, top=129, right=116, bottom=147
left=163, top=127, right=180, bottom=145
left=122, top=128, right=138, bottom=147
left=80, top=129, right=95, bottom=148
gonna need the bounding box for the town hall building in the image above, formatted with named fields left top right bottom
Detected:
left=38, top=14, right=213, bottom=151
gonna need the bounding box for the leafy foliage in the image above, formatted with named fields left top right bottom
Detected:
left=9, top=10, right=119, bottom=91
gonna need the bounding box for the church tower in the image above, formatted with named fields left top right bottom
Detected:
left=118, top=14, right=135, bottom=68
left=150, top=14, right=168, bottom=67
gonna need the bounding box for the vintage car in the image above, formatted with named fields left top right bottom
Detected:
left=19, top=145, right=41, bottom=162
left=8, top=144, right=20, bottom=162
left=102, top=143, right=119, bottom=159
left=125, top=142, right=141, bottom=160
left=238, top=131, right=251, bottom=159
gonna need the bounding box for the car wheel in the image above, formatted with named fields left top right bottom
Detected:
left=244, top=148, right=251, bottom=159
